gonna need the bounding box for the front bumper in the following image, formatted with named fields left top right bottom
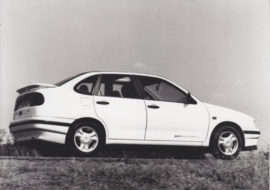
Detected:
left=242, top=145, right=258, bottom=151
left=9, top=117, right=73, bottom=144
left=243, top=130, right=260, bottom=149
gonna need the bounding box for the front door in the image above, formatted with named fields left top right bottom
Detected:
left=94, top=74, right=147, bottom=140
left=137, top=75, right=209, bottom=142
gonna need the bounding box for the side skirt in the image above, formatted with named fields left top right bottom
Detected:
left=106, top=139, right=203, bottom=146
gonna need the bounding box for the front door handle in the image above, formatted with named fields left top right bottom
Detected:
left=96, top=101, right=109, bottom=105
left=148, top=105, right=159, bottom=109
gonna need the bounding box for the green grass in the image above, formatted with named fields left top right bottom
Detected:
left=0, top=143, right=269, bottom=190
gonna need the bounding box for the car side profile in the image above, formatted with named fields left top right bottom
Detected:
left=9, top=72, right=260, bottom=159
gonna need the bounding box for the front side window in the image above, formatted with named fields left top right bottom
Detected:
left=98, top=75, right=138, bottom=99
left=75, top=75, right=98, bottom=95
left=138, top=76, right=188, bottom=103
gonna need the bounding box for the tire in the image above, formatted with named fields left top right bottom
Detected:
left=211, top=126, right=242, bottom=160
left=68, top=122, right=103, bottom=156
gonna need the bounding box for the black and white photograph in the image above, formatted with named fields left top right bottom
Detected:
left=0, top=0, right=269, bottom=189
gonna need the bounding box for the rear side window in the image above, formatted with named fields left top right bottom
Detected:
left=74, top=75, right=98, bottom=95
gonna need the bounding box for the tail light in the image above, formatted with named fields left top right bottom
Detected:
left=14, top=92, right=44, bottom=111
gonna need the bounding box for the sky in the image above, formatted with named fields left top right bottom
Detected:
left=1, top=0, right=269, bottom=150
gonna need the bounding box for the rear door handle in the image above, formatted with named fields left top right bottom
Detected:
left=96, top=101, right=109, bottom=105
left=148, top=105, right=159, bottom=109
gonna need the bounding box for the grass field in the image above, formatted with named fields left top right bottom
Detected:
left=0, top=143, right=269, bottom=190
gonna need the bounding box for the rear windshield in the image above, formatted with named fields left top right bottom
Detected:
left=54, top=73, right=87, bottom=86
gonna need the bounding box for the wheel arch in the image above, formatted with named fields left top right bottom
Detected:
left=209, top=121, right=245, bottom=149
left=65, top=117, right=107, bottom=146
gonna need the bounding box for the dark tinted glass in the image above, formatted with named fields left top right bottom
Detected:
left=138, top=76, right=187, bottom=103
left=98, top=75, right=138, bottom=99
left=75, top=75, right=98, bottom=95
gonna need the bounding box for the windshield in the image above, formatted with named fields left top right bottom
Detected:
left=54, top=73, right=87, bottom=86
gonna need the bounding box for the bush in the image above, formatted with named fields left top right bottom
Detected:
left=0, top=129, right=7, bottom=144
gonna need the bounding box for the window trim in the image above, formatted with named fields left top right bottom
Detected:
left=93, top=74, right=102, bottom=95
left=94, top=74, right=143, bottom=99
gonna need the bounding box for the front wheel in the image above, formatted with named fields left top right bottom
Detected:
left=68, top=122, right=102, bottom=156
left=211, top=126, right=242, bottom=160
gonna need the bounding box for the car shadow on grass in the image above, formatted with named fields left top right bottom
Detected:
left=7, top=142, right=208, bottom=159
left=97, top=145, right=207, bottom=159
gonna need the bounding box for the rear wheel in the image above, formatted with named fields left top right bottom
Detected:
left=68, top=122, right=102, bottom=156
left=211, top=126, right=242, bottom=160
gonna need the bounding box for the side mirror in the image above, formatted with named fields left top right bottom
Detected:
left=186, top=92, right=197, bottom=104
left=187, top=92, right=191, bottom=101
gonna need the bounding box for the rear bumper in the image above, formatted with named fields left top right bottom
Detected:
left=9, top=117, right=73, bottom=144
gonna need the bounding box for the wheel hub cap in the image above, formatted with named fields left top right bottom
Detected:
left=74, top=126, right=99, bottom=153
left=82, top=135, right=91, bottom=143
left=218, top=131, right=239, bottom=156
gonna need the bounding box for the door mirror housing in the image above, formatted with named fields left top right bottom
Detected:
left=186, top=92, right=197, bottom=104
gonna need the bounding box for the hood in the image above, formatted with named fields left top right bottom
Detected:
left=17, top=83, right=56, bottom=95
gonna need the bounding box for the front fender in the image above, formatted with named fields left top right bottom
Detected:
left=202, top=103, right=257, bottom=147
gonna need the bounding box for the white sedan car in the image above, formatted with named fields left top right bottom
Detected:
left=9, top=72, right=260, bottom=159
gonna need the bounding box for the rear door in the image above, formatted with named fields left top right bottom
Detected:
left=94, top=74, right=147, bottom=140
